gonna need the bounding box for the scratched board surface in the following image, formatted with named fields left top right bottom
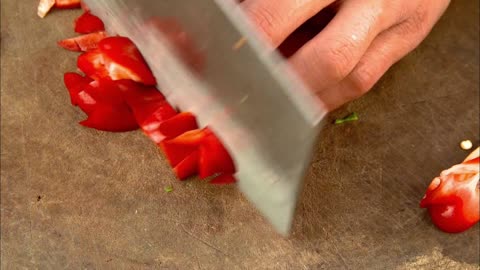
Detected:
left=1, top=0, right=479, bottom=269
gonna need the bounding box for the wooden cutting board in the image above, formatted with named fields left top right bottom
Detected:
left=1, top=0, right=478, bottom=268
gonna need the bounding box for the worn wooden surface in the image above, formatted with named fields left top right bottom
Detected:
left=1, top=0, right=479, bottom=269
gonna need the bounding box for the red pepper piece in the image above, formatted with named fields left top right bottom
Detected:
left=99, top=37, right=157, bottom=85
left=58, top=31, right=107, bottom=52
left=158, top=112, right=198, bottom=140
left=80, top=104, right=138, bottom=132
left=198, top=129, right=236, bottom=179
left=77, top=49, right=109, bottom=80
left=37, top=0, right=55, bottom=18
left=420, top=149, right=479, bottom=233
left=159, top=129, right=208, bottom=167
left=63, top=72, right=92, bottom=105
left=173, top=151, right=200, bottom=180
left=209, top=174, right=237, bottom=185
left=55, top=0, right=81, bottom=9
left=75, top=12, right=105, bottom=34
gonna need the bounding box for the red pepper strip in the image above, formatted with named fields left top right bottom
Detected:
left=174, top=151, right=200, bottom=180
left=58, top=31, right=107, bottom=52
left=75, top=12, right=105, bottom=34
left=55, top=0, right=81, bottom=9
left=99, top=37, right=157, bottom=85
left=77, top=49, right=109, bottom=80
left=159, top=129, right=208, bottom=167
left=198, top=128, right=236, bottom=179
left=158, top=112, right=198, bottom=140
left=80, top=104, right=138, bottom=132
left=209, top=174, right=237, bottom=185
left=63, top=72, right=92, bottom=105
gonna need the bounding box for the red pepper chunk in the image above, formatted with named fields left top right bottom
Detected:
left=64, top=72, right=92, bottom=105
left=75, top=12, right=105, bottom=34
left=58, top=32, right=107, bottom=52
left=198, top=129, right=236, bottom=179
left=99, top=37, right=157, bottom=85
left=77, top=49, right=109, bottom=80
left=55, top=0, right=81, bottom=9
left=158, top=112, right=198, bottom=140
left=174, top=151, right=200, bottom=180
left=80, top=104, right=138, bottom=132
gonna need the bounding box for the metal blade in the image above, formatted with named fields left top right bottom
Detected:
left=84, top=0, right=327, bottom=235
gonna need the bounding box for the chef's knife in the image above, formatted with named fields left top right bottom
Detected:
left=84, top=0, right=327, bottom=235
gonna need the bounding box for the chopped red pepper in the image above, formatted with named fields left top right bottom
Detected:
left=63, top=72, right=92, bottom=105
left=198, top=129, right=236, bottom=179
left=58, top=31, right=107, bottom=52
left=159, top=129, right=208, bottom=167
left=174, top=151, right=200, bottom=180
left=80, top=104, right=138, bottom=132
left=49, top=7, right=238, bottom=184
left=158, top=112, right=198, bottom=140
left=77, top=49, right=109, bottom=80
left=74, top=12, right=105, bottom=34
left=99, top=37, right=157, bottom=85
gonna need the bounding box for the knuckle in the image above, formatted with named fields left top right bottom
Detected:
left=246, top=5, right=280, bottom=43
left=321, top=37, right=358, bottom=81
left=351, top=63, right=377, bottom=95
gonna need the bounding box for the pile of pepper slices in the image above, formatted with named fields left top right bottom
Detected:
left=39, top=0, right=236, bottom=185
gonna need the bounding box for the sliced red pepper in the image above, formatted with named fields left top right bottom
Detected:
left=75, top=12, right=105, bottom=34
left=209, top=174, right=237, bottom=185
left=173, top=151, right=200, bottom=180
left=420, top=148, right=479, bottom=233
left=37, top=0, right=55, bottom=18
left=55, top=0, right=81, bottom=9
left=159, top=129, right=208, bottom=167
left=77, top=49, right=109, bottom=80
left=158, top=112, right=198, bottom=140
left=198, top=129, right=236, bottom=179
left=80, top=103, right=138, bottom=132
left=58, top=31, right=107, bottom=52
left=99, top=37, right=156, bottom=85
left=63, top=72, right=92, bottom=105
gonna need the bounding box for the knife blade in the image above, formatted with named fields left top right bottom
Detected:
left=84, top=0, right=327, bottom=235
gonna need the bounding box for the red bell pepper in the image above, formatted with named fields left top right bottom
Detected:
left=420, top=148, right=479, bottom=233
left=75, top=12, right=105, bottom=34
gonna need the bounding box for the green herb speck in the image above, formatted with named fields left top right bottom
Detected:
left=164, top=186, right=174, bottom=193
left=334, top=112, right=359, bottom=124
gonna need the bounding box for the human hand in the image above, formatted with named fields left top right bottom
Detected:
left=240, top=0, right=451, bottom=111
